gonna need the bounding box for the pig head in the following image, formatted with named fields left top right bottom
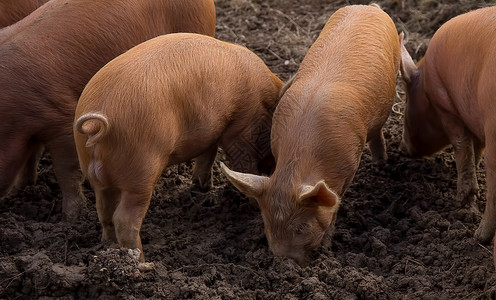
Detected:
left=399, top=6, right=496, bottom=243
left=222, top=4, right=401, bottom=264
left=0, top=0, right=216, bottom=222
left=222, top=164, right=340, bottom=264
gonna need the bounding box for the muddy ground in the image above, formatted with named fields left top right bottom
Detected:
left=1, top=0, right=495, bottom=299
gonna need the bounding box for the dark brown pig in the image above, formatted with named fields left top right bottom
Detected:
left=221, top=5, right=401, bottom=264
left=399, top=6, right=496, bottom=243
left=0, top=0, right=216, bottom=221
left=73, top=33, right=283, bottom=262
left=0, top=0, right=49, bottom=28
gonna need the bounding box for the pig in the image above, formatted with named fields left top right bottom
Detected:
left=73, top=33, right=283, bottom=262
left=0, top=0, right=49, bottom=28
left=221, top=4, right=401, bottom=264
left=0, top=0, right=216, bottom=222
left=399, top=6, right=496, bottom=243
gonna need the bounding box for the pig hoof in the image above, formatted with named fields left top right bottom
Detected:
left=474, top=221, right=495, bottom=244
left=138, top=262, right=155, bottom=271
left=455, top=191, right=478, bottom=208
left=61, top=210, right=80, bottom=223
left=191, top=182, right=212, bottom=193
left=191, top=176, right=213, bottom=193
left=370, top=149, right=388, bottom=162
left=371, top=155, right=388, bottom=163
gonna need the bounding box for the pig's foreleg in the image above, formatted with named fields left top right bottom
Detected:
left=368, top=128, right=388, bottom=161
left=15, top=144, right=44, bottom=189
left=192, top=145, right=217, bottom=192
left=474, top=139, right=484, bottom=169
left=47, top=135, right=86, bottom=222
left=0, top=138, right=33, bottom=197
left=452, top=132, right=479, bottom=208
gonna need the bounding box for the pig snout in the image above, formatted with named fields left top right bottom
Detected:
left=268, top=241, right=309, bottom=266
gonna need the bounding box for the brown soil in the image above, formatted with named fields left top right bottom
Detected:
left=1, top=0, right=495, bottom=299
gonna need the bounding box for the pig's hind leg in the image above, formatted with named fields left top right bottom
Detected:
left=95, top=187, right=120, bottom=243
left=192, top=145, right=218, bottom=192
left=112, top=156, right=165, bottom=262
left=368, top=129, right=388, bottom=161
left=113, top=189, right=153, bottom=262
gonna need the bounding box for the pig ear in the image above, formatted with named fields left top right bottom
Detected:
left=399, top=32, right=419, bottom=85
left=220, top=162, right=268, bottom=198
left=298, top=180, right=340, bottom=208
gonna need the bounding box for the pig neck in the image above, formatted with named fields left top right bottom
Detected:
left=271, top=81, right=366, bottom=197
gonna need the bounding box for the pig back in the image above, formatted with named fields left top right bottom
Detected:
left=0, top=0, right=216, bottom=113
left=295, top=5, right=400, bottom=113
left=273, top=5, right=400, bottom=151
left=270, top=5, right=400, bottom=194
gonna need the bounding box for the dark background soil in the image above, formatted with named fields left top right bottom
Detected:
left=1, top=0, right=495, bottom=299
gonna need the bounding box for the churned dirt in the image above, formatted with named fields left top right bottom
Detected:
left=1, top=0, right=495, bottom=299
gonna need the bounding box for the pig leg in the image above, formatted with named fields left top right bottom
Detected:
left=368, top=129, right=388, bottom=161
left=474, top=139, right=484, bottom=169
left=95, top=187, right=120, bottom=242
left=0, top=135, right=38, bottom=196
left=47, top=136, right=86, bottom=222
left=15, top=144, right=44, bottom=189
left=452, top=133, right=479, bottom=208
left=474, top=138, right=496, bottom=243
left=113, top=189, right=152, bottom=262
left=192, top=145, right=217, bottom=192
left=438, top=108, right=479, bottom=208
